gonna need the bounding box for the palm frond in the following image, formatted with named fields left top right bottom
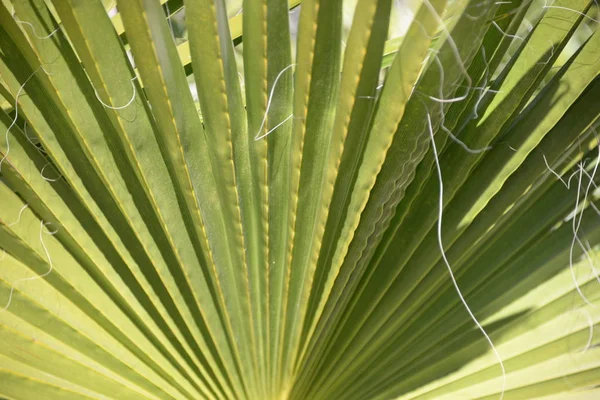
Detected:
left=1, top=0, right=599, bottom=399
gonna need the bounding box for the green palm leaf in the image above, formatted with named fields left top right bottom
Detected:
left=1, top=0, right=599, bottom=399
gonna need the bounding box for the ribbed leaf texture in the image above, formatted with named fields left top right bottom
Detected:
left=0, top=0, right=599, bottom=399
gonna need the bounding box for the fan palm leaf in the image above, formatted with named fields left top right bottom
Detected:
left=0, top=0, right=599, bottom=399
